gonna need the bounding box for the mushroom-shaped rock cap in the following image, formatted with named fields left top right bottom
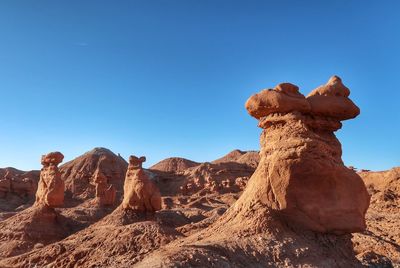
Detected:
left=129, top=155, right=146, bottom=168
left=307, top=76, right=360, bottom=120
left=41, top=152, right=64, bottom=166
left=245, top=83, right=311, bottom=119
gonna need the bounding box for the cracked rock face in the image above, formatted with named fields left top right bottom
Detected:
left=122, top=155, right=161, bottom=213
left=35, top=152, right=65, bottom=207
left=242, top=76, right=370, bottom=234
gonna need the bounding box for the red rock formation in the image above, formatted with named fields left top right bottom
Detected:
left=178, top=162, right=254, bottom=195
left=243, top=76, right=370, bottom=233
left=0, top=168, right=39, bottom=201
left=0, top=173, right=11, bottom=198
left=307, top=76, right=360, bottom=120
left=245, top=82, right=311, bottom=119
left=150, top=157, right=200, bottom=173
left=0, top=169, right=38, bottom=213
left=150, top=150, right=258, bottom=197
left=130, top=76, right=370, bottom=267
left=91, top=168, right=116, bottom=206
left=60, top=147, right=127, bottom=201
left=122, top=156, right=161, bottom=212
left=212, top=149, right=260, bottom=168
left=35, top=152, right=65, bottom=207
left=10, top=177, right=35, bottom=197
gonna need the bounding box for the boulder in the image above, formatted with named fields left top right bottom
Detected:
left=245, top=82, right=311, bottom=119
left=306, top=76, right=360, bottom=120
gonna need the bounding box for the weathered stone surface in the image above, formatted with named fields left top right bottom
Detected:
left=242, top=75, right=370, bottom=234
left=10, top=177, right=35, bottom=197
left=122, top=156, right=161, bottom=212
left=35, top=152, right=65, bottom=207
left=0, top=173, right=11, bottom=197
left=150, top=150, right=258, bottom=197
left=0, top=169, right=39, bottom=200
left=91, top=168, right=116, bottom=206
left=0, top=168, right=39, bottom=211
left=245, top=82, right=311, bottom=119
left=60, top=147, right=127, bottom=201
left=307, top=76, right=360, bottom=120
left=178, top=162, right=254, bottom=195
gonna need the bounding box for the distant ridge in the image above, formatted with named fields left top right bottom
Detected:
left=149, top=157, right=200, bottom=173
left=212, top=149, right=260, bottom=168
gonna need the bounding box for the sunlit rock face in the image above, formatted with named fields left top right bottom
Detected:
left=122, top=155, right=161, bottom=213
left=243, top=76, right=370, bottom=234
left=91, top=168, right=116, bottom=206
left=35, top=152, right=65, bottom=207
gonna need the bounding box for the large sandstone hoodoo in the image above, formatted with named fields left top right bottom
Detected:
left=122, top=155, right=161, bottom=212
left=0, top=152, right=68, bottom=259
left=35, top=152, right=65, bottom=207
left=243, top=76, right=370, bottom=233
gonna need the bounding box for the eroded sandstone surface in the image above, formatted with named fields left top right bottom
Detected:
left=243, top=76, right=370, bottom=233
left=61, top=147, right=128, bottom=201
left=122, top=155, right=161, bottom=212
left=91, top=168, right=116, bottom=206
left=0, top=168, right=39, bottom=212
left=35, top=152, right=65, bottom=207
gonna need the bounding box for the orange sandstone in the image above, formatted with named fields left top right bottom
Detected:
left=122, top=155, right=161, bottom=212
left=35, top=152, right=65, bottom=207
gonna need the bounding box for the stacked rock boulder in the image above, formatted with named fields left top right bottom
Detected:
left=122, top=155, right=161, bottom=213
left=0, top=152, right=67, bottom=259
left=243, top=75, right=370, bottom=233
left=35, top=152, right=65, bottom=207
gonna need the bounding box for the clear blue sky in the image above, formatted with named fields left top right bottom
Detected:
left=0, top=1, right=399, bottom=171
